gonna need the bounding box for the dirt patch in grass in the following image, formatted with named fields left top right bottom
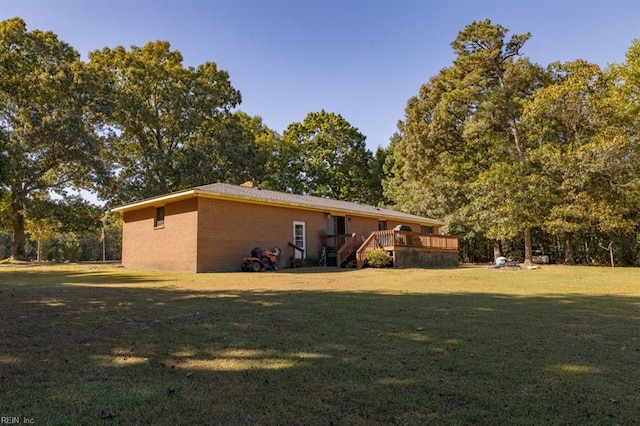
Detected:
left=1, top=264, right=640, bottom=424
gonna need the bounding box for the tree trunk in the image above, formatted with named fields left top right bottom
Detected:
left=584, top=239, right=590, bottom=264
left=493, top=240, right=503, bottom=260
left=523, top=228, right=533, bottom=265
left=563, top=232, right=575, bottom=265
left=11, top=198, right=27, bottom=260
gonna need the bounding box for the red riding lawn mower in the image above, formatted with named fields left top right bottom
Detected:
left=241, top=247, right=281, bottom=272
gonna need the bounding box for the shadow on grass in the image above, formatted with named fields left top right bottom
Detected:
left=0, top=265, right=168, bottom=287
left=1, top=270, right=639, bottom=424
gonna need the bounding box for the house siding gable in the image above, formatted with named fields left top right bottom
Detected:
left=122, top=198, right=198, bottom=272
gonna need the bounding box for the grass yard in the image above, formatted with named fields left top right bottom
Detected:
left=1, top=263, right=640, bottom=425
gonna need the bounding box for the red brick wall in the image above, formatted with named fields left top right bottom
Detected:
left=122, top=198, right=198, bottom=272
left=196, top=200, right=435, bottom=272
left=196, top=198, right=328, bottom=272
left=343, top=215, right=378, bottom=246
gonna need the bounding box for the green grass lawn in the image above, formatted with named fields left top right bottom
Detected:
left=1, top=263, right=639, bottom=425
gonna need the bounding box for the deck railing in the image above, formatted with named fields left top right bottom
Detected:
left=336, top=233, right=357, bottom=267
left=323, top=233, right=358, bottom=266
left=323, top=234, right=352, bottom=250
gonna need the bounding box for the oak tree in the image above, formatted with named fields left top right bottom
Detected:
left=266, top=110, right=375, bottom=203
left=88, top=41, right=241, bottom=204
left=0, top=18, right=102, bottom=259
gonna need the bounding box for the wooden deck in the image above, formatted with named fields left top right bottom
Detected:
left=325, top=231, right=458, bottom=268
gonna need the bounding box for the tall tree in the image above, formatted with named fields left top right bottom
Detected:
left=368, top=145, right=389, bottom=206
left=593, top=40, right=640, bottom=263
left=521, top=60, right=611, bottom=263
left=0, top=18, right=102, bottom=259
left=518, top=48, right=640, bottom=265
left=387, top=20, right=543, bottom=262
left=382, top=131, right=449, bottom=216
left=265, top=110, right=374, bottom=202
left=88, top=41, right=241, bottom=204
left=451, top=21, right=544, bottom=263
left=178, top=112, right=277, bottom=187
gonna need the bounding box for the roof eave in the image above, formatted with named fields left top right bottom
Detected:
left=111, top=186, right=446, bottom=226
left=110, top=189, right=197, bottom=213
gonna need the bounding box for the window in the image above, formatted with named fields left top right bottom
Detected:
left=421, top=226, right=434, bottom=234
left=155, top=206, right=165, bottom=228
left=378, top=221, right=387, bottom=231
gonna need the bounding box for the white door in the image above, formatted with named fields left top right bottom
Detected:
left=293, top=221, right=306, bottom=259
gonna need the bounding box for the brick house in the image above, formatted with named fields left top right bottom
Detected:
left=111, top=182, right=458, bottom=272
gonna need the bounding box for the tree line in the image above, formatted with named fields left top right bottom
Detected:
left=1, top=17, right=638, bottom=265
left=386, top=20, right=640, bottom=265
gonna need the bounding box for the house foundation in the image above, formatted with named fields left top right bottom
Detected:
left=393, top=247, right=459, bottom=268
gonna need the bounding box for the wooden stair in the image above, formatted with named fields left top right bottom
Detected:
left=340, top=252, right=357, bottom=268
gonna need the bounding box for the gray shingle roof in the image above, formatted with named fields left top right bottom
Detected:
left=112, top=182, right=444, bottom=226
left=195, top=183, right=444, bottom=225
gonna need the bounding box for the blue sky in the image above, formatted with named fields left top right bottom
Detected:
left=2, top=0, right=639, bottom=151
